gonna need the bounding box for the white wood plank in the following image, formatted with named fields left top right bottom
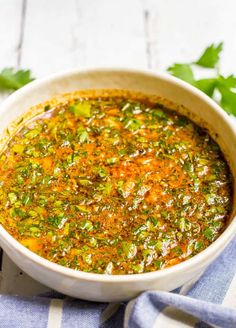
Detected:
left=0, top=0, right=50, bottom=296
left=73, top=0, right=147, bottom=68
left=0, top=0, right=23, bottom=67
left=0, top=0, right=23, bottom=290
left=0, top=0, right=23, bottom=103
left=144, top=0, right=236, bottom=75
left=20, top=0, right=79, bottom=76
left=21, top=0, right=147, bottom=77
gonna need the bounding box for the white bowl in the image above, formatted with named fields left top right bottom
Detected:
left=0, top=68, right=235, bottom=302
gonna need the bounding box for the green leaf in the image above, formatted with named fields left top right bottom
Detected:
left=0, top=68, right=34, bottom=91
left=152, top=109, right=167, bottom=119
left=194, top=241, right=203, bottom=251
left=11, top=207, right=26, bottom=219
left=117, top=180, right=124, bottom=195
left=166, top=42, right=236, bottom=118
left=8, top=192, right=17, bottom=204
left=77, top=127, right=89, bottom=143
left=78, top=179, right=91, bottom=186
left=75, top=205, right=89, bottom=213
left=203, top=227, right=215, bottom=241
left=96, top=167, right=107, bottom=178
left=25, top=126, right=42, bottom=139
left=80, top=220, right=93, bottom=231
left=22, top=193, right=32, bottom=205
left=219, top=87, right=236, bottom=116
left=131, top=263, right=144, bottom=273
left=106, top=157, right=118, bottom=165
left=216, top=74, right=236, bottom=115
left=123, top=118, right=142, bottom=131
left=12, top=144, right=25, bottom=154
left=122, top=241, right=137, bottom=259
left=205, top=193, right=216, bottom=205
left=69, top=101, right=91, bottom=118
left=47, top=215, right=63, bottom=228
left=217, top=75, right=236, bottom=89
left=133, top=224, right=147, bottom=235
left=82, top=253, right=92, bottom=265
left=195, top=42, right=223, bottom=68
left=154, top=260, right=164, bottom=269
left=194, top=78, right=217, bottom=97
left=167, top=64, right=195, bottom=84
left=97, top=182, right=112, bottom=195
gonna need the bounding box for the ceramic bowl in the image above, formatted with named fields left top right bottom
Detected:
left=0, top=68, right=236, bottom=302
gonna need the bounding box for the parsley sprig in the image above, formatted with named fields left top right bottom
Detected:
left=167, top=42, right=236, bottom=116
left=0, top=67, right=34, bottom=91
left=1, top=46, right=235, bottom=117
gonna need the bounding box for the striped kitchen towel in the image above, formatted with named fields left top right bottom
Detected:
left=0, top=237, right=235, bottom=328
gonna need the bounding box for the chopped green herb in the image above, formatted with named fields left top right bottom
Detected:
left=122, top=242, right=137, bottom=259
left=69, top=101, right=91, bottom=118
left=8, top=193, right=17, bottom=204
left=123, top=118, right=142, bottom=131
left=0, top=91, right=231, bottom=275
left=106, top=157, right=118, bottom=165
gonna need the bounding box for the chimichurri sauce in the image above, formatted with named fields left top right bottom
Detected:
left=0, top=91, right=233, bottom=274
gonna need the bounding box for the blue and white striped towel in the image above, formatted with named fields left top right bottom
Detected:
left=0, top=237, right=235, bottom=328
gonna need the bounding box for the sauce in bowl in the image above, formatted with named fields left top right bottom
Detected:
left=0, top=90, right=232, bottom=274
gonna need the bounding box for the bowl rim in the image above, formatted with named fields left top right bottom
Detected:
left=0, top=67, right=236, bottom=283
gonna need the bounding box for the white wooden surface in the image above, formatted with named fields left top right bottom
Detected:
left=0, top=0, right=235, bottom=307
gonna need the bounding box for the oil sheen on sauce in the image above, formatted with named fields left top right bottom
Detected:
left=0, top=90, right=232, bottom=274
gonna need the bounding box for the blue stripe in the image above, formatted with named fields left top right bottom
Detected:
left=61, top=299, right=106, bottom=328
left=189, top=238, right=236, bottom=328
left=100, top=302, right=126, bottom=328
left=0, top=295, right=50, bottom=328
left=189, top=238, right=236, bottom=303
